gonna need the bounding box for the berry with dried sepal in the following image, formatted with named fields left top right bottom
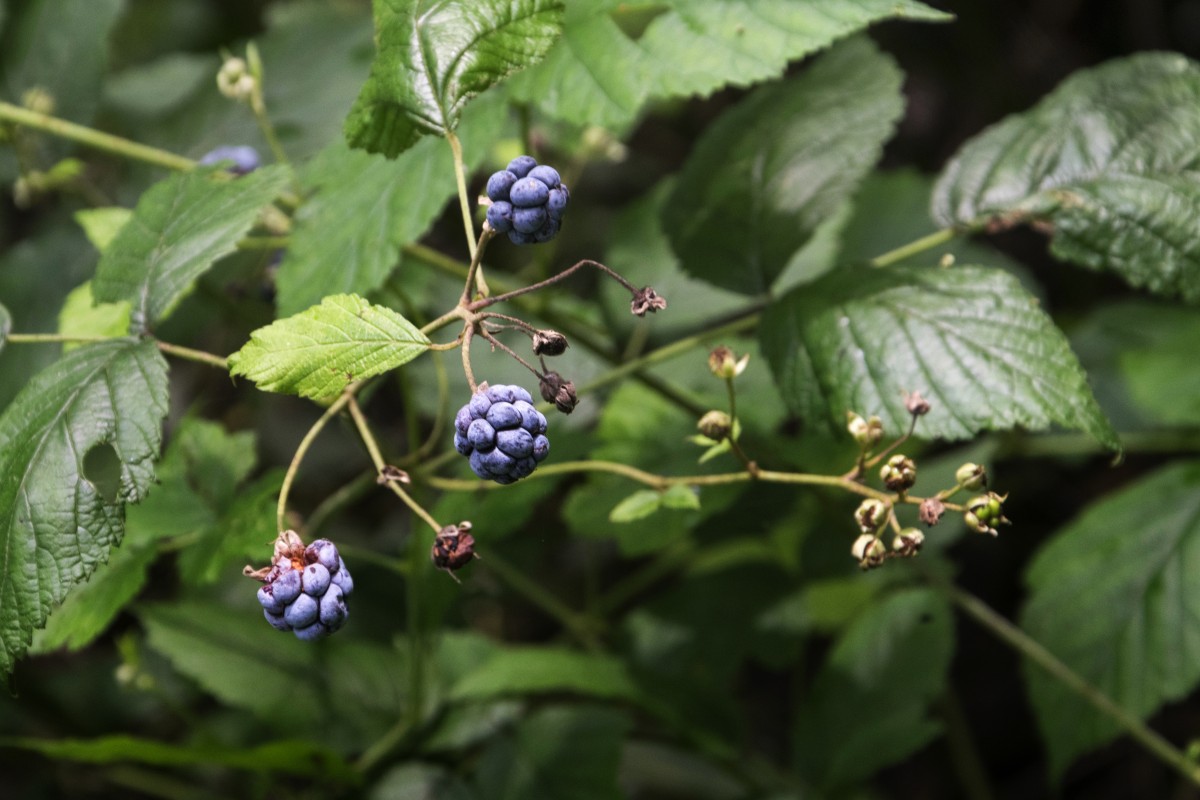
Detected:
left=247, top=530, right=353, bottom=639
left=855, top=498, right=890, bottom=535
left=892, top=528, right=925, bottom=557
left=852, top=534, right=887, bottom=570
left=453, top=384, right=549, bottom=483
left=919, top=497, right=946, bottom=527
left=846, top=412, right=884, bottom=448
left=955, top=462, right=987, bottom=491
left=881, top=454, right=917, bottom=492
left=539, top=371, right=577, bottom=414
left=630, top=286, right=667, bottom=317
left=532, top=330, right=569, bottom=357
left=432, top=522, right=478, bottom=578
left=964, top=492, right=1010, bottom=536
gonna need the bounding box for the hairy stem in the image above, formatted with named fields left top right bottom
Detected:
left=347, top=398, right=443, bottom=534
left=468, top=259, right=637, bottom=312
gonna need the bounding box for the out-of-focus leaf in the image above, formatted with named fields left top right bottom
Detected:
left=0, top=339, right=168, bottom=674
left=793, top=588, right=953, bottom=789
left=609, top=490, right=662, bottom=523
left=1022, top=461, right=1200, bottom=780
left=372, top=763, right=478, bottom=800
left=452, top=647, right=640, bottom=703
left=228, top=294, right=430, bottom=399
left=93, top=166, right=291, bottom=332
left=760, top=265, right=1119, bottom=450
left=176, top=470, right=282, bottom=586
left=933, top=53, right=1200, bottom=302
left=662, top=37, right=904, bottom=295
left=74, top=207, right=131, bottom=253
left=345, top=0, right=563, bottom=157
left=57, top=282, right=131, bottom=351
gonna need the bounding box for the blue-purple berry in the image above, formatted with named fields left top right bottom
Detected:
left=301, top=563, right=331, bottom=596
left=284, top=593, right=319, bottom=628
left=256, top=536, right=353, bottom=640
left=199, top=145, right=260, bottom=175
left=483, top=156, right=566, bottom=245
left=510, top=177, right=549, bottom=208
left=512, top=206, right=548, bottom=234
left=467, top=418, right=497, bottom=450
left=293, top=622, right=329, bottom=641
left=507, top=155, right=538, bottom=177
left=528, top=165, right=560, bottom=188
left=453, top=384, right=551, bottom=483
left=486, top=170, right=517, bottom=201
left=486, top=201, right=513, bottom=233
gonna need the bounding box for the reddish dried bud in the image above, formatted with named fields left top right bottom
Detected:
left=539, top=371, right=578, bottom=414
left=708, top=346, right=749, bottom=379
left=905, top=390, right=931, bottom=417
left=919, top=497, right=946, bottom=526
left=431, top=523, right=478, bottom=574
left=532, top=329, right=569, bottom=357
left=631, top=286, right=667, bottom=317
left=377, top=465, right=411, bottom=484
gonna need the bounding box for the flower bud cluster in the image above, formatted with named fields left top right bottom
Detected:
left=964, top=492, right=1009, bottom=536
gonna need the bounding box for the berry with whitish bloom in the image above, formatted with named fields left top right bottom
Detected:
left=199, top=145, right=260, bottom=175
left=483, top=155, right=568, bottom=244
left=955, top=462, right=987, bottom=491
left=881, top=454, right=917, bottom=492
left=453, top=384, right=550, bottom=484
left=486, top=201, right=513, bottom=233
left=855, top=498, right=890, bottom=534
left=852, top=534, right=887, bottom=569
left=247, top=531, right=353, bottom=639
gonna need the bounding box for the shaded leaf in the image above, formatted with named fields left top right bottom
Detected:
left=451, top=647, right=640, bottom=703
left=93, top=166, right=291, bottom=332
left=1022, top=461, right=1200, bottom=780
left=661, top=483, right=701, bottom=511
left=228, top=294, right=430, bottom=399
left=0, top=339, right=168, bottom=674
left=345, top=0, right=563, bottom=157
left=74, top=207, right=131, bottom=253
left=0, top=735, right=353, bottom=781
left=176, top=470, right=282, bottom=586
left=373, top=763, right=478, bottom=800
left=793, top=588, right=953, bottom=789
left=609, top=490, right=662, bottom=523
left=760, top=265, right=1119, bottom=450
left=662, top=37, right=904, bottom=295
left=933, top=53, right=1200, bottom=302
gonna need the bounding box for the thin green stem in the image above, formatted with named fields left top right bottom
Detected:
left=0, top=101, right=195, bottom=172
left=460, top=227, right=497, bottom=304
left=156, top=341, right=229, bottom=370
left=869, top=226, right=958, bottom=268
left=347, top=397, right=443, bottom=534
left=940, top=580, right=1200, bottom=787
left=7, top=333, right=229, bottom=370
left=277, top=392, right=355, bottom=532
left=446, top=131, right=486, bottom=291
left=251, top=96, right=289, bottom=169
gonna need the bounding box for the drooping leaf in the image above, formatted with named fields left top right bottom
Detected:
left=0, top=735, right=353, bottom=781
left=452, top=647, right=641, bottom=703
left=57, top=282, right=131, bottom=350
left=345, top=0, right=564, bottom=157
left=0, top=339, right=168, bottom=674
left=93, top=166, right=291, bottom=332
left=509, top=0, right=949, bottom=130
left=228, top=293, right=430, bottom=399
left=662, top=37, right=904, bottom=295
left=793, top=588, right=954, bottom=790
left=760, top=265, right=1119, bottom=450
left=74, top=207, right=131, bottom=253
left=1021, top=461, right=1200, bottom=780
left=473, top=706, right=630, bottom=800
left=933, top=53, right=1200, bottom=303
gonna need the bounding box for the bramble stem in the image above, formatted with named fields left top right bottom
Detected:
left=940, top=580, right=1200, bottom=787
left=460, top=326, right=478, bottom=393
left=277, top=391, right=356, bottom=531
left=468, top=259, right=637, bottom=312
left=870, top=227, right=958, bottom=268
left=248, top=66, right=289, bottom=167
left=156, top=342, right=229, bottom=370
left=0, top=101, right=195, bottom=172
left=347, top=397, right=443, bottom=534
left=446, top=131, right=485, bottom=289
left=477, top=327, right=542, bottom=380
left=6, top=333, right=229, bottom=370
left=460, top=226, right=496, bottom=304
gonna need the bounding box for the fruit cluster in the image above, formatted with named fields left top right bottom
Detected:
left=254, top=532, right=353, bottom=640
left=484, top=155, right=569, bottom=244
left=453, top=383, right=550, bottom=484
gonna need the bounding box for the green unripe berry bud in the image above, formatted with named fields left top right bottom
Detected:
left=846, top=412, right=883, bottom=447
left=854, top=498, right=890, bottom=534
left=218, top=57, right=256, bottom=101
left=965, top=492, right=1009, bottom=536
left=708, top=346, right=749, bottom=379
left=881, top=454, right=917, bottom=492
left=955, top=462, right=987, bottom=491
left=851, top=534, right=886, bottom=569
left=697, top=410, right=732, bottom=441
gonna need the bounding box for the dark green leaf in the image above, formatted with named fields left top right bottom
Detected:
left=374, top=763, right=478, bottom=800
left=0, top=735, right=353, bottom=780
left=93, top=166, right=291, bottom=332
left=793, top=588, right=953, bottom=789
left=345, top=0, right=563, bottom=157
left=933, top=53, right=1200, bottom=302
left=1022, top=461, right=1200, bottom=780
left=662, top=37, right=904, bottom=295
left=474, top=705, right=630, bottom=800
left=609, top=490, right=662, bottom=523
left=760, top=265, right=1119, bottom=450
left=452, top=647, right=640, bottom=703
left=74, top=207, right=131, bottom=253
left=509, top=0, right=949, bottom=130
left=229, top=294, right=431, bottom=399
left=0, top=339, right=168, bottom=674
left=176, top=471, right=282, bottom=586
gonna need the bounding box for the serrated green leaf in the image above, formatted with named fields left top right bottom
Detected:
left=510, top=0, right=949, bottom=130
left=474, top=706, right=629, bottom=800
left=0, top=339, right=168, bottom=674
left=345, top=0, right=563, bottom=157
left=660, top=483, right=700, bottom=511
left=0, top=735, right=354, bottom=780
left=229, top=293, right=430, bottom=399
left=74, top=207, right=131, bottom=253
left=609, top=490, right=662, bottom=523
left=1021, top=460, right=1200, bottom=780
left=793, top=588, right=953, bottom=790
left=451, top=647, right=640, bottom=702
left=760, top=265, right=1119, bottom=450
left=662, top=37, right=904, bottom=295
left=57, top=282, right=131, bottom=351
left=933, top=53, right=1200, bottom=302
left=93, top=166, right=291, bottom=332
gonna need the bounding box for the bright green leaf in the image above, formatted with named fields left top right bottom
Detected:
left=609, top=490, right=662, bottom=523
left=793, top=588, right=953, bottom=790
left=93, top=166, right=291, bottom=332
left=662, top=37, right=904, bottom=295
left=344, top=0, right=563, bottom=157
left=0, top=339, right=168, bottom=674
left=0, top=735, right=353, bottom=780
left=1022, top=460, right=1200, bottom=780
left=451, top=647, right=640, bottom=703
left=933, top=53, right=1200, bottom=303
left=228, top=293, right=431, bottom=399
left=760, top=265, right=1119, bottom=450
left=57, top=282, right=131, bottom=351
left=660, top=483, right=700, bottom=511
left=74, top=207, right=131, bottom=253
